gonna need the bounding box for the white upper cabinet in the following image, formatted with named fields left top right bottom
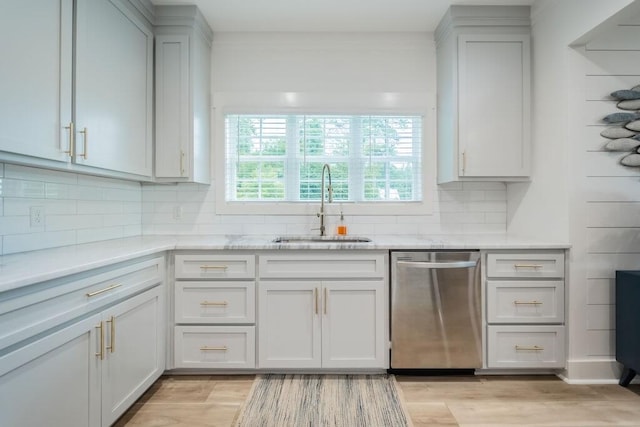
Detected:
left=436, top=6, right=531, bottom=183
left=75, top=0, right=154, bottom=178
left=0, top=0, right=154, bottom=180
left=0, top=0, right=73, bottom=163
left=154, top=6, right=213, bottom=184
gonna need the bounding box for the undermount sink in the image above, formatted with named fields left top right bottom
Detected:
left=272, top=236, right=372, bottom=243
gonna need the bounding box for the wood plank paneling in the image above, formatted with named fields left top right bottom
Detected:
left=587, top=278, right=615, bottom=305
left=581, top=17, right=640, bottom=359
left=587, top=202, right=640, bottom=227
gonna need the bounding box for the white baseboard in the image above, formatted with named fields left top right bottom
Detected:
left=562, top=358, right=625, bottom=384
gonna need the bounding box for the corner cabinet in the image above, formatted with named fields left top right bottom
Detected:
left=0, top=0, right=153, bottom=180
left=257, top=252, right=388, bottom=370
left=0, top=256, right=166, bottom=427
left=436, top=6, right=531, bottom=183
left=154, top=6, right=213, bottom=184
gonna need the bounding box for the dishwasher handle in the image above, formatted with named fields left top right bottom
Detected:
left=396, top=260, right=478, bottom=269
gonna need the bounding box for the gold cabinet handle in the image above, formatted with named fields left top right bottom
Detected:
left=86, top=283, right=122, bottom=298
left=200, top=346, right=228, bottom=351
left=200, top=301, right=228, bottom=306
left=64, top=122, right=75, bottom=156
left=199, top=265, right=229, bottom=271
left=106, top=316, right=115, bottom=353
left=324, top=288, right=328, bottom=315
left=515, top=345, right=544, bottom=351
left=315, top=288, right=319, bottom=315
left=514, top=300, right=542, bottom=305
left=180, top=149, right=185, bottom=176
left=78, top=127, right=88, bottom=159
left=514, top=264, right=543, bottom=269
left=95, top=322, right=104, bottom=360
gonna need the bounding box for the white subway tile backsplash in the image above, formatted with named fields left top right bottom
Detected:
left=0, top=216, right=31, bottom=235
left=77, top=200, right=124, bottom=215
left=1, top=179, right=46, bottom=198
left=0, top=161, right=508, bottom=254
left=3, top=230, right=77, bottom=254
left=46, top=214, right=103, bottom=231
left=76, top=226, right=125, bottom=244
left=462, top=181, right=506, bottom=191
left=5, top=164, right=77, bottom=185
left=142, top=190, right=179, bottom=203
left=45, top=182, right=78, bottom=200
left=0, top=163, right=144, bottom=255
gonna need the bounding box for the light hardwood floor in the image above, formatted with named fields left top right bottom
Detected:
left=115, top=374, right=640, bottom=426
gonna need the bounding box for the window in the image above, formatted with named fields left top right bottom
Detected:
left=225, top=114, right=423, bottom=203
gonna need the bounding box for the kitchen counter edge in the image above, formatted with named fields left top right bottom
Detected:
left=0, top=234, right=570, bottom=293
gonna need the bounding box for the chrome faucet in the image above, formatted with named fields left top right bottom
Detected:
left=316, top=163, right=333, bottom=236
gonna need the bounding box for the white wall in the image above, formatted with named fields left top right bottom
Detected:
left=142, top=32, right=508, bottom=237
left=0, top=162, right=142, bottom=255
left=511, top=0, right=638, bottom=382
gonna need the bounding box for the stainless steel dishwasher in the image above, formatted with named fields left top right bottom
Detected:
left=390, top=251, right=482, bottom=370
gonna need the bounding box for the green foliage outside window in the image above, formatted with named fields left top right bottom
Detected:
left=226, top=114, right=422, bottom=202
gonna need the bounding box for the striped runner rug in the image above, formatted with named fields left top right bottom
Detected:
left=234, top=374, right=413, bottom=427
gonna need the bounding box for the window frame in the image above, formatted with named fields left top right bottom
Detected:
left=213, top=92, right=435, bottom=216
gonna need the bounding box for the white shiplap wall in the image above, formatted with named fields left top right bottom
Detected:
left=582, top=22, right=640, bottom=358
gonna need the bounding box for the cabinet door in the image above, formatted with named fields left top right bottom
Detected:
left=0, top=0, right=73, bottom=162
left=458, top=34, right=530, bottom=178
left=101, top=285, right=165, bottom=426
left=0, top=314, right=101, bottom=427
left=258, top=281, right=321, bottom=368
left=322, top=281, right=387, bottom=369
left=75, top=0, right=153, bottom=177
left=155, top=34, right=190, bottom=179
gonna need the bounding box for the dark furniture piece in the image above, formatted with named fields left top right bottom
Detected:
left=616, top=270, right=640, bottom=386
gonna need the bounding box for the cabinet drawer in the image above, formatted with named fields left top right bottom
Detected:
left=487, top=325, right=565, bottom=368
left=486, top=252, right=564, bottom=279
left=175, top=254, right=255, bottom=279
left=259, top=252, right=386, bottom=279
left=487, top=280, right=564, bottom=324
left=0, top=256, right=165, bottom=351
left=174, top=326, right=255, bottom=369
left=175, top=281, right=255, bottom=324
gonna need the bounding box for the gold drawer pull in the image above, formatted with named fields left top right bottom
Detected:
left=200, top=346, right=228, bottom=351
left=86, top=283, right=122, bottom=297
left=515, top=345, right=544, bottom=351
left=514, top=264, right=543, bottom=269
left=199, top=265, right=229, bottom=271
left=200, top=301, right=228, bottom=307
left=514, top=300, right=542, bottom=305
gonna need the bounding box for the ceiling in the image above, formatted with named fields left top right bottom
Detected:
left=149, top=0, right=535, bottom=33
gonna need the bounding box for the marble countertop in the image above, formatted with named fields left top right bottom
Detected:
left=0, top=234, right=570, bottom=293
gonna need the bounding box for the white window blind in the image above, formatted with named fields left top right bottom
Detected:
left=225, top=114, right=422, bottom=203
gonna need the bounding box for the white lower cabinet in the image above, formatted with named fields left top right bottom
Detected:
left=487, top=325, right=565, bottom=369
left=0, top=313, right=101, bottom=427
left=485, top=251, right=566, bottom=369
left=100, top=285, right=165, bottom=426
left=258, top=279, right=386, bottom=369
left=174, top=326, right=255, bottom=369
left=0, top=256, right=166, bottom=427
left=172, top=252, right=257, bottom=370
